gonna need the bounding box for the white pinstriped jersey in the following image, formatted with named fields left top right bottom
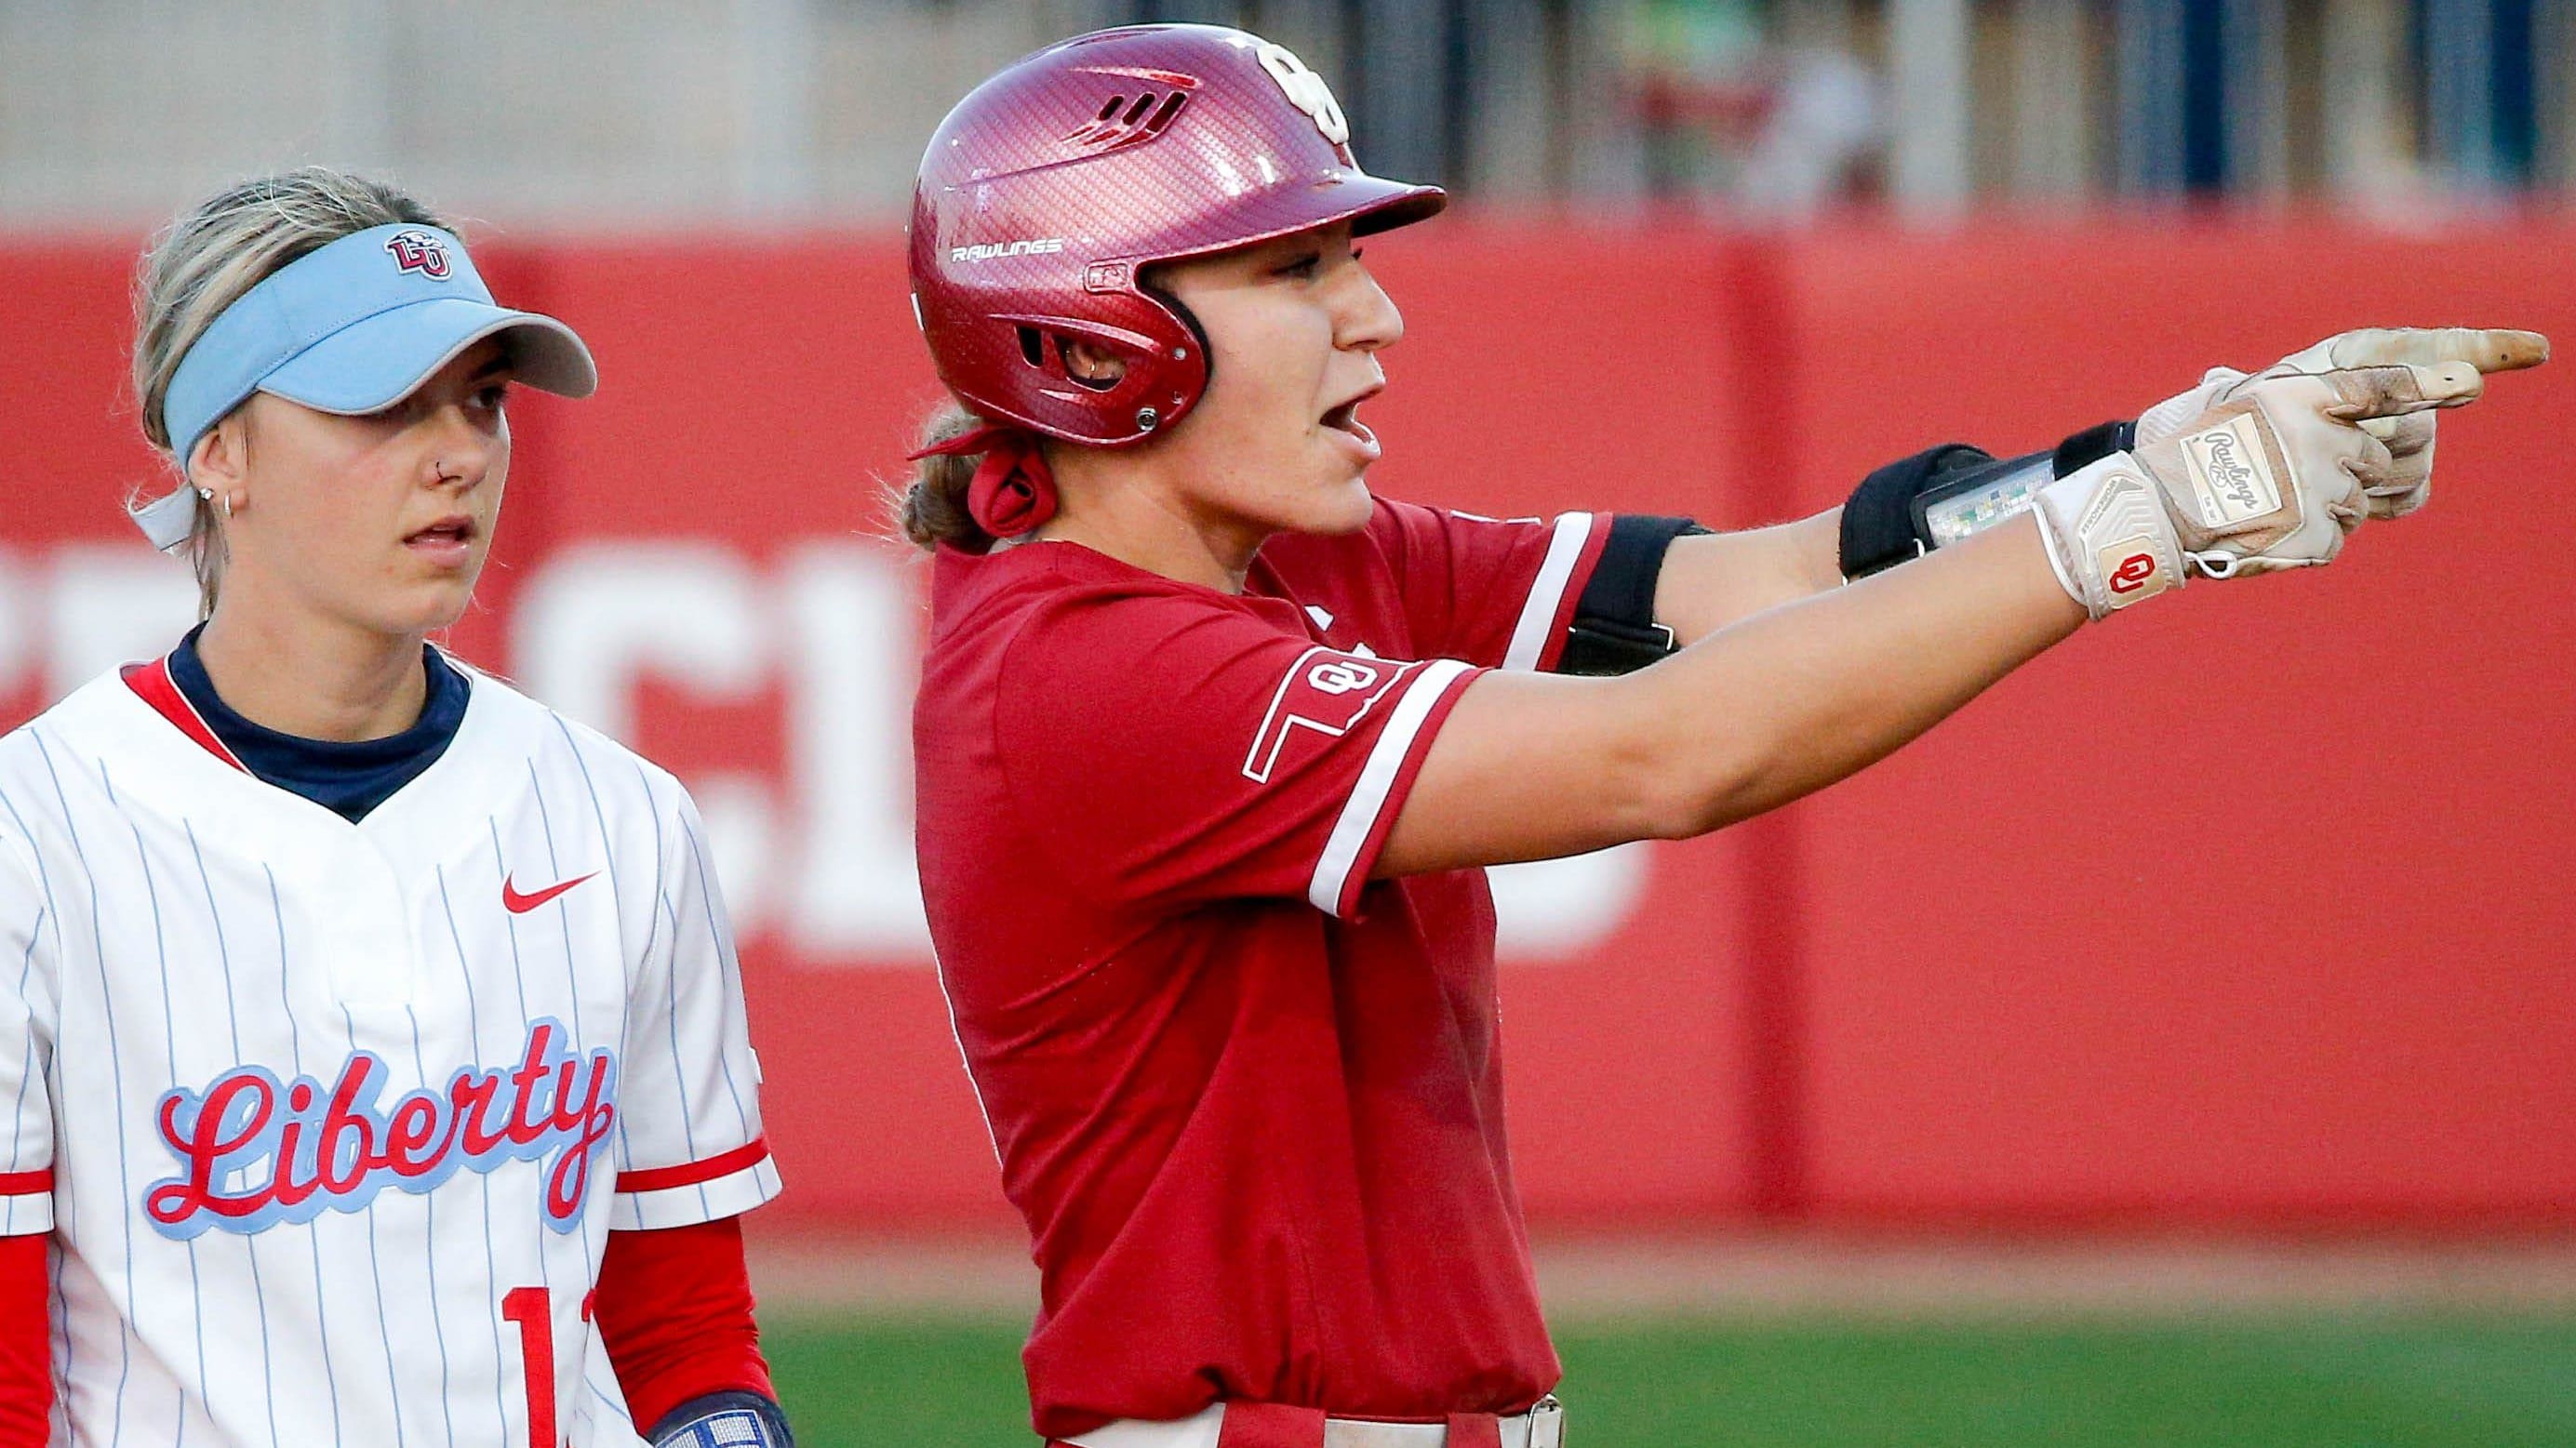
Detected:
left=0, top=654, right=781, bottom=1447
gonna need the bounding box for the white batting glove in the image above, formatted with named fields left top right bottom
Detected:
left=2033, top=360, right=2483, bottom=618
left=2137, top=327, right=2549, bottom=522
left=2035, top=325, right=2548, bottom=618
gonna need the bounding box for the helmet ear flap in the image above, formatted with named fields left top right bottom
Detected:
left=1140, top=274, right=1213, bottom=404
left=996, top=299, right=1208, bottom=439
left=999, top=295, right=1210, bottom=440
left=1021, top=329, right=1115, bottom=391
left=1010, top=325, right=1129, bottom=395
left=1118, top=280, right=1211, bottom=437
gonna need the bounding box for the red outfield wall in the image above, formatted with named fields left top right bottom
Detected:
left=6, top=217, right=2572, bottom=1231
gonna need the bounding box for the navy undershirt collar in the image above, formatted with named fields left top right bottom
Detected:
left=167, top=624, right=471, bottom=824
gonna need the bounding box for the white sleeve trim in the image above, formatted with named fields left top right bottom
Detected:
left=1306, top=658, right=1475, bottom=915
left=1067, top=1404, right=1225, bottom=1448
left=0, top=1192, right=49, bottom=1236
left=609, top=1155, right=782, bottom=1231
left=1501, top=511, right=1595, bottom=671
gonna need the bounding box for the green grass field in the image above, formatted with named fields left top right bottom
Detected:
left=765, top=1311, right=2576, bottom=1446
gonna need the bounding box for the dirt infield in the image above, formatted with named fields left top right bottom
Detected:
left=744, top=1227, right=2576, bottom=1320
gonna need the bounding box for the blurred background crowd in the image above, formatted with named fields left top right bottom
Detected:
left=3, top=0, right=2569, bottom=230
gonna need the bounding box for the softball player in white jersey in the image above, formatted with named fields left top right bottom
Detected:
left=0, top=170, right=793, bottom=1446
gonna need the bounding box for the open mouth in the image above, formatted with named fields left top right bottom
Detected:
left=405, top=516, right=478, bottom=554
left=1321, top=382, right=1383, bottom=445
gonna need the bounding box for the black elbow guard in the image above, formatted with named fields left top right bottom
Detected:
left=1558, top=514, right=1706, bottom=676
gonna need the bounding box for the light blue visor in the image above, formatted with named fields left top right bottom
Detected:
left=134, top=221, right=596, bottom=550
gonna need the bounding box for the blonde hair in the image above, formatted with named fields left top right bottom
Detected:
left=893, top=399, right=999, bottom=551
left=131, top=166, right=451, bottom=617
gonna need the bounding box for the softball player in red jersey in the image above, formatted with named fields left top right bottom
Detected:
left=0, top=170, right=794, bottom=1447
left=901, top=25, right=2544, bottom=1448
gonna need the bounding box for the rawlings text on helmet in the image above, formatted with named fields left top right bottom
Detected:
left=952, top=237, right=1068, bottom=265
left=1254, top=41, right=1349, bottom=146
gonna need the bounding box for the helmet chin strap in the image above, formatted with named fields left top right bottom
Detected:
left=907, top=422, right=1059, bottom=541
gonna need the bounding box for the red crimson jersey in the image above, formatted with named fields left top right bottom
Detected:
left=914, top=499, right=1610, bottom=1441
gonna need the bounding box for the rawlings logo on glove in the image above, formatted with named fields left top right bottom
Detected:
left=2179, top=416, right=2281, bottom=527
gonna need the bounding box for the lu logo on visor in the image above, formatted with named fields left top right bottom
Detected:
left=381, top=229, right=453, bottom=279
left=127, top=221, right=596, bottom=553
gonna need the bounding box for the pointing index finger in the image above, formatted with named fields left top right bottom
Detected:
left=2320, top=359, right=2486, bottom=419
left=2321, top=326, right=2551, bottom=375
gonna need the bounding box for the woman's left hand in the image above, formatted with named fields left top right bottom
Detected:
left=2133, top=326, right=2549, bottom=523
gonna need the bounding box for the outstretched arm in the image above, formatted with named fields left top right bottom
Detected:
left=1650, top=511, right=1847, bottom=645
left=1381, top=331, right=2543, bottom=877
left=1629, top=326, right=2550, bottom=650
left=1383, top=511, right=2077, bottom=872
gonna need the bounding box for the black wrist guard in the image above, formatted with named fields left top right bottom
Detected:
left=2052, top=418, right=2136, bottom=476
left=1838, top=444, right=1994, bottom=579
left=1838, top=420, right=2140, bottom=579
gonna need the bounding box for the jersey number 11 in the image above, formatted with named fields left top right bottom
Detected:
left=501, top=1284, right=595, bottom=1448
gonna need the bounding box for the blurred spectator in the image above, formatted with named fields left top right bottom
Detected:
left=1618, top=0, right=1880, bottom=218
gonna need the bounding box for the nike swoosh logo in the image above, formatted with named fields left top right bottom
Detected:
left=502, top=872, right=597, bottom=914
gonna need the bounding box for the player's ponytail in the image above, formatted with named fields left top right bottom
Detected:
left=130, top=167, right=451, bottom=617
left=895, top=400, right=998, bottom=552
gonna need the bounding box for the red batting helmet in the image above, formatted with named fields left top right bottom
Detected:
left=909, top=24, right=1446, bottom=447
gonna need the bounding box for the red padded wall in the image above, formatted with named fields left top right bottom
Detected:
left=5, top=216, right=2570, bottom=1230
left=1768, top=218, right=2576, bottom=1223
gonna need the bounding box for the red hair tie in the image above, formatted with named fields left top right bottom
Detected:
left=905, top=422, right=1058, bottom=539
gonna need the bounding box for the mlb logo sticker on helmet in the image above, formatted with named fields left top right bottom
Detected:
left=380, top=228, right=452, bottom=279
